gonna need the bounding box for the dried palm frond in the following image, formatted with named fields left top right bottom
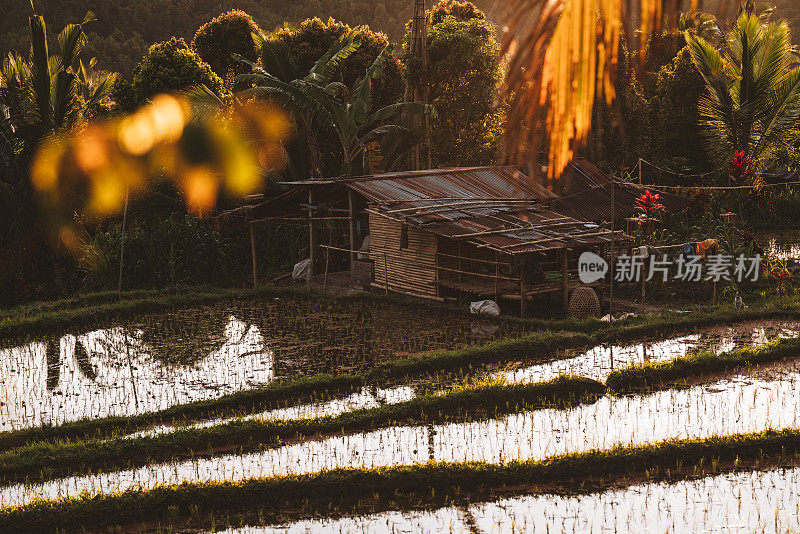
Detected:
left=499, top=0, right=726, bottom=186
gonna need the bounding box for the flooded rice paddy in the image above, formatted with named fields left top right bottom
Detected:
left=134, top=321, right=798, bottom=438
left=0, top=299, right=518, bottom=432
left=0, top=317, right=273, bottom=432
left=212, top=467, right=800, bottom=533
left=497, top=321, right=798, bottom=384
left=763, top=231, right=800, bottom=262
left=4, top=368, right=800, bottom=507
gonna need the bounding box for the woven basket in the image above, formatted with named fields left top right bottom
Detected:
left=568, top=286, right=601, bottom=319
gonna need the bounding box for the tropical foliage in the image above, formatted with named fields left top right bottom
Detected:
left=634, top=190, right=666, bottom=217
left=420, top=1, right=504, bottom=167
left=686, top=7, right=800, bottom=165
left=131, top=37, right=228, bottom=106
left=0, top=0, right=500, bottom=77
left=0, top=9, right=116, bottom=296
left=192, top=10, right=263, bottom=82
left=243, top=39, right=428, bottom=177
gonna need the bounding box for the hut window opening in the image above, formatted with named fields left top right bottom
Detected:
left=400, top=224, right=409, bottom=250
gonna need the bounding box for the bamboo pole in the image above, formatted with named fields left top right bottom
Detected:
left=308, top=189, right=317, bottom=283
left=494, top=251, right=499, bottom=302
left=250, top=216, right=352, bottom=223
left=609, top=177, right=615, bottom=316
left=348, top=190, right=356, bottom=269
left=499, top=230, right=618, bottom=250
left=449, top=220, right=583, bottom=239
left=561, top=247, right=569, bottom=313
left=249, top=221, right=257, bottom=288
left=384, top=199, right=537, bottom=215
left=435, top=251, right=512, bottom=266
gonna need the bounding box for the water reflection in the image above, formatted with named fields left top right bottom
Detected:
left=3, top=370, right=798, bottom=507
left=129, top=386, right=416, bottom=439
left=214, top=467, right=800, bottom=533
left=499, top=322, right=798, bottom=384
left=764, top=232, right=800, bottom=261
left=132, top=323, right=798, bottom=439
left=0, top=317, right=273, bottom=431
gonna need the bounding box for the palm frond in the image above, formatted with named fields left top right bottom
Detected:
left=56, top=23, right=86, bottom=73
left=28, top=14, right=51, bottom=128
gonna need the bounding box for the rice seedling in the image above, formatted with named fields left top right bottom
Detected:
left=3, top=428, right=800, bottom=533
left=3, top=291, right=800, bottom=533
left=223, top=467, right=800, bottom=534
left=1, top=366, right=798, bottom=508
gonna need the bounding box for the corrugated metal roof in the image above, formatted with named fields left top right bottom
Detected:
left=419, top=209, right=620, bottom=254
left=348, top=167, right=628, bottom=254
left=347, top=166, right=536, bottom=204
left=546, top=182, right=693, bottom=222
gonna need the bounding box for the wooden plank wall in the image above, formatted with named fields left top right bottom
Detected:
left=368, top=210, right=438, bottom=296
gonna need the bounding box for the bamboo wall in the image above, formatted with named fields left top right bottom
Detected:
left=368, top=210, right=438, bottom=297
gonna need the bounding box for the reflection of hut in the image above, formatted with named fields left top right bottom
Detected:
left=277, top=166, right=631, bottom=315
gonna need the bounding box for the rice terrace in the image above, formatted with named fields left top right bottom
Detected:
left=2, top=0, right=800, bottom=532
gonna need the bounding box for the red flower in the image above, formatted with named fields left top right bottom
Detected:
left=729, top=150, right=754, bottom=184
left=634, top=190, right=666, bottom=217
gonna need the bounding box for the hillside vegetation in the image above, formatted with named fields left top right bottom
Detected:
left=0, top=0, right=501, bottom=74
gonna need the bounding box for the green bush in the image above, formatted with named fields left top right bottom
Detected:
left=131, top=37, right=229, bottom=105
left=192, top=10, right=262, bottom=82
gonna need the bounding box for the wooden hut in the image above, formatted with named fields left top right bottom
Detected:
left=281, top=166, right=631, bottom=315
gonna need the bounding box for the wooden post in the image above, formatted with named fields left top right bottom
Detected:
left=640, top=261, right=646, bottom=304
left=348, top=189, right=356, bottom=270
left=609, top=175, right=615, bottom=316
left=308, top=189, right=317, bottom=283
left=494, top=251, right=499, bottom=302
left=561, top=247, right=569, bottom=313
left=383, top=252, right=389, bottom=294
left=457, top=241, right=462, bottom=283
left=249, top=221, right=257, bottom=288
left=519, top=255, right=527, bottom=317
left=323, top=244, right=330, bottom=291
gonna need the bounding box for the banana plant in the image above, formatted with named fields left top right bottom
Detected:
left=237, top=37, right=431, bottom=177
left=234, top=31, right=362, bottom=179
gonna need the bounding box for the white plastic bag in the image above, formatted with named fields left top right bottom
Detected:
left=470, top=300, right=501, bottom=316
left=292, top=259, right=312, bottom=281
left=357, top=235, right=370, bottom=260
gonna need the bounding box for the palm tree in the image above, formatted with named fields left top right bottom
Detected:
left=0, top=8, right=115, bottom=290
left=239, top=37, right=430, bottom=177
left=1, top=11, right=116, bottom=137
left=685, top=7, right=800, bottom=165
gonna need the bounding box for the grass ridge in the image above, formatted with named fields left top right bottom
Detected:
left=0, top=376, right=604, bottom=485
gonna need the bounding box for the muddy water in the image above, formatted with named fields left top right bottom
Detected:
left=133, top=322, right=798, bottom=438
left=499, top=321, right=799, bottom=384
left=211, top=467, right=800, bottom=533
left=0, top=317, right=274, bottom=432
left=3, top=370, right=800, bottom=508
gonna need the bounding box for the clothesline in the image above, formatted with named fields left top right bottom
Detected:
left=634, top=180, right=800, bottom=191
left=637, top=158, right=726, bottom=178
left=633, top=158, right=800, bottom=190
